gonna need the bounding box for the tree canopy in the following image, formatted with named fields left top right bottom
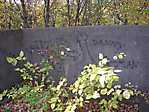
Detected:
left=0, top=0, right=148, bottom=30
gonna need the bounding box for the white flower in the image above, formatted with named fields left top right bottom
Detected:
left=60, top=51, right=65, bottom=55
left=113, top=56, right=118, bottom=60
left=125, top=84, right=129, bottom=87
left=128, top=82, right=132, bottom=85
left=66, top=48, right=71, bottom=51
left=102, top=58, right=109, bottom=65
left=99, top=53, right=104, bottom=59
left=98, top=61, right=103, bottom=67
left=114, top=69, right=122, bottom=73
left=114, top=85, right=121, bottom=89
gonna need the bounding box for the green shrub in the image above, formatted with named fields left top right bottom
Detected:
left=0, top=51, right=144, bottom=112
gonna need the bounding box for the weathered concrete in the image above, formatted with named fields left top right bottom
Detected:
left=0, top=26, right=149, bottom=91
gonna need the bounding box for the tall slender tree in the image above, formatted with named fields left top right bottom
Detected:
left=20, top=0, right=30, bottom=28
left=44, top=0, right=50, bottom=27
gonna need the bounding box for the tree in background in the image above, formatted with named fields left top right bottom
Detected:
left=0, top=0, right=148, bottom=30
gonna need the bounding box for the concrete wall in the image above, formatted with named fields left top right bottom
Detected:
left=0, top=26, right=149, bottom=91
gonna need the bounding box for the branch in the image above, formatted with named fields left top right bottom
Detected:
left=13, top=0, right=21, bottom=10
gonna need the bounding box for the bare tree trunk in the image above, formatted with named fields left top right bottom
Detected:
left=75, top=0, right=81, bottom=26
left=8, top=0, right=13, bottom=29
left=44, top=0, right=50, bottom=27
left=66, top=0, right=71, bottom=26
left=20, top=0, right=29, bottom=28
left=81, top=0, right=87, bottom=25
left=3, top=0, right=7, bottom=29
left=75, top=0, right=85, bottom=26
left=83, top=0, right=94, bottom=25
left=32, top=2, right=37, bottom=28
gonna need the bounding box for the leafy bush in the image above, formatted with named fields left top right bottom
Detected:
left=64, top=53, right=135, bottom=112
left=0, top=51, right=145, bottom=112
